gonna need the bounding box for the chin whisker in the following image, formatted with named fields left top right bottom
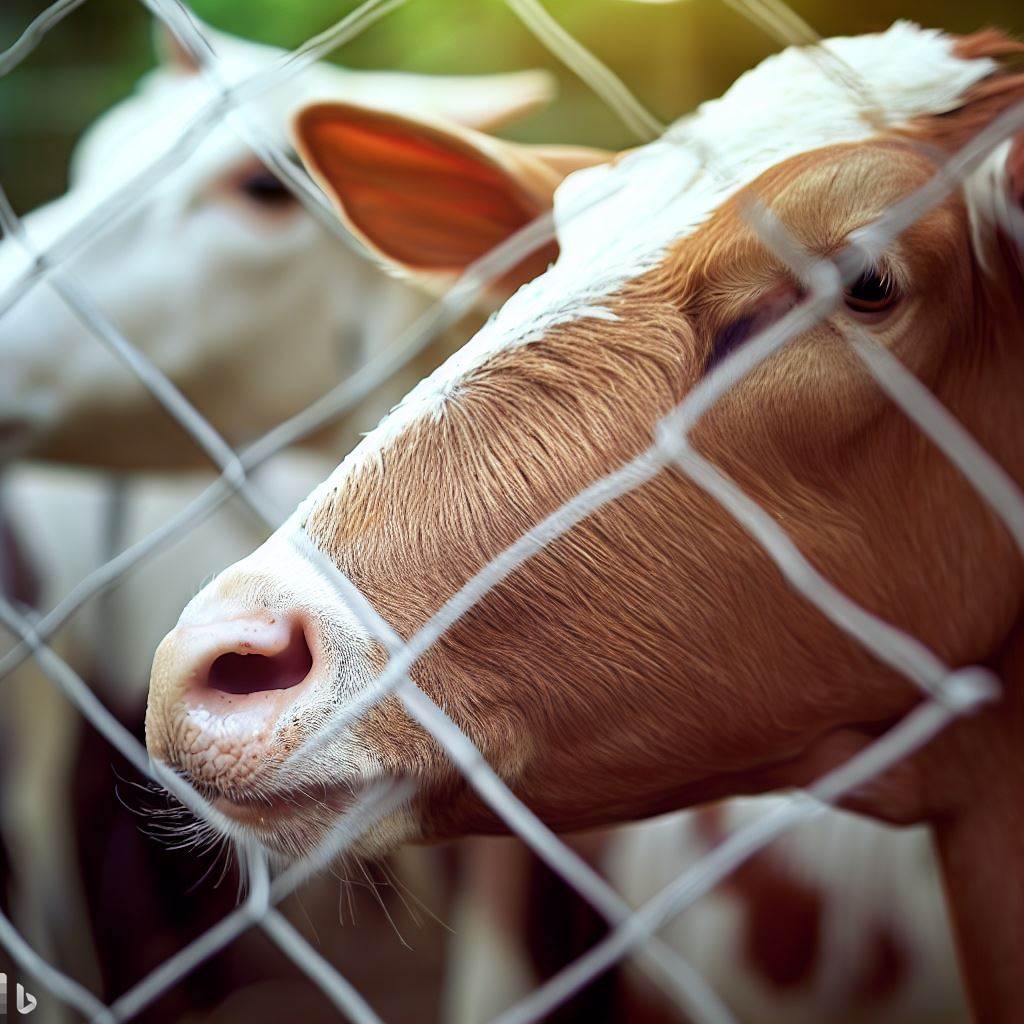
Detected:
left=358, top=858, right=412, bottom=950
left=380, top=859, right=453, bottom=934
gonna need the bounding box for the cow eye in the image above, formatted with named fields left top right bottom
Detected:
left=843, top=268, right=900, bottom=320
left=237, top=167, right=296, bottom=208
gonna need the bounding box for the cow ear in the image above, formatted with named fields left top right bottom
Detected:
left=336, top=68, right=557, bottom=134
left=293, top=101, right=610, bottom=296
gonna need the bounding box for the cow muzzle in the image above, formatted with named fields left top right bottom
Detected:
left=146, top=599, right=321, bottom=804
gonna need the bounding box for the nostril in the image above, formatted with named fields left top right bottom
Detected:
left=207, top=624, right=313, bottom=696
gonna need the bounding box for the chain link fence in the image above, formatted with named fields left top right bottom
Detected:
left=1, top=0, right=1023, bottom=1021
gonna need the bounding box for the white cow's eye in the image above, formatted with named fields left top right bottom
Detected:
left=237, top=167, right=296, bottom=208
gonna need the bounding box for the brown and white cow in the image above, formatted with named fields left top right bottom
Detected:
left=146, top=23, right=1024, bottom=1021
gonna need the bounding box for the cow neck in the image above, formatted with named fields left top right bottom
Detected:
left=932, top=619, right=1024, bottom=1022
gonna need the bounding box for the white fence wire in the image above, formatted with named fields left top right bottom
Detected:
left=0, top=0, right=1022, bottom=1022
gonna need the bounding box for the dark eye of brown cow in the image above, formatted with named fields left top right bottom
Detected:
left=237, top=166, right=296, bottom=208
left=843, top=267, right=901, bottom=320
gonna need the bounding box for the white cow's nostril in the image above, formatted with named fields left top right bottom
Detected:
left=206, top=624, right=313, bottom=696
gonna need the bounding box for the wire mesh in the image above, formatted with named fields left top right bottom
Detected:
left=1, top=1, right=1022, bottom=1023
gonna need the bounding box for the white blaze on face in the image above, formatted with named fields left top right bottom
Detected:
left=285, top=21, right=994, bottom=531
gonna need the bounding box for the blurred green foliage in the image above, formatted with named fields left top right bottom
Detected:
left=2, top=0, right=1024, bottom=212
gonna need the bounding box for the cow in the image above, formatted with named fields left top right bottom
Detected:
left=0, top=22, right=554, bottom=469
left=146, top=21, right=1024, bottom=1022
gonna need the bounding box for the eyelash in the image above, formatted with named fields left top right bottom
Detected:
left=843, top=266, right=901, bottom=317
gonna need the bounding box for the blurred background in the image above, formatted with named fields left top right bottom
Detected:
left=5, top=0, right=1024, bottom=213
left=1, top=2, right=1023, bottom=1024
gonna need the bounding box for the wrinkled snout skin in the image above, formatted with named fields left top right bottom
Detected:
left=146, top=610, right=315, bottom=791
left=145, top=534, right=420, bottom=858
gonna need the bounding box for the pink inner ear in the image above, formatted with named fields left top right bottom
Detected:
left=300, top=109, right=541, bottom=271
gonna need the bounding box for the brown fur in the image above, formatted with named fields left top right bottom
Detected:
left=308, top=127, right=1023, bottom=839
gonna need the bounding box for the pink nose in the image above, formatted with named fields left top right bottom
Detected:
left=146, top=606, right=318, bottom=777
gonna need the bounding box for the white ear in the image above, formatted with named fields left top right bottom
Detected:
left=152, top=14, right=554, bottom=131
left=333, top=68, right=557, bottom=132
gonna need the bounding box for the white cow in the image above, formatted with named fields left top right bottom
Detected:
left=0, top=24, right=554, bottom=1019
left=0, top=23, right=553, bottom=468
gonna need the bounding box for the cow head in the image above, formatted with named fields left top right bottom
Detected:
left=0, top=23, right=554, bottom=468
left=146, top=25, right=1024, bottom=862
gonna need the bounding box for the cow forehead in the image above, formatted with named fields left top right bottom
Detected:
left=553, top=22, right=992, bottom=272
left=287, top=22, right=992, bottom=529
